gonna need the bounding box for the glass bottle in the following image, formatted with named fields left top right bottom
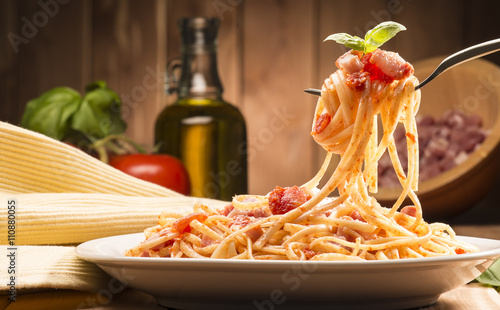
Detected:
left=155, top=17, right=248, bottom=201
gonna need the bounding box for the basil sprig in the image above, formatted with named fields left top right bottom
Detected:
left=21, top=87, right=81, bottom=141
left=324, top=21, right=406, bottom=53
left=71, top=81, right=126, bottom=139
left=476, top=259, right=500, bottom=292
left=21, top=81, right=126, bottom=142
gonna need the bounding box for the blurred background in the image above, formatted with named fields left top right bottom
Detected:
left=2, top=0, right=500, bottom=221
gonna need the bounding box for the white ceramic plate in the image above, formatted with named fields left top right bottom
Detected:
left=75, top=233, right=500, bottom=310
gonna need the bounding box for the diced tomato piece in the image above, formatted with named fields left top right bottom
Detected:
left=406, top=132, right=417, bottom=143
left=303, top=248, right=316, bottom=259
left=268, top=186, right=312, bottom=215
left=173, top=212, right=208, bottom=234
left=313, top=113, right=331, bottom=134
left=363, top=61, right=394, bottom=84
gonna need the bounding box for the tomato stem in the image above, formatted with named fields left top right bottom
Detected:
left=91, top=134, right=149, bottom=164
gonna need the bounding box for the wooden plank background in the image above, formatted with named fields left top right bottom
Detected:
left=2, top=0, right=500, bottom=196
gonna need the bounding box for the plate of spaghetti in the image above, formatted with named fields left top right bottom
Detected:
left=76, top=22, right=500, bottom=309
left=76, top=233, right=500, bottom=309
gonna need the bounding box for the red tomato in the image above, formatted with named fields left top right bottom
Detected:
left=110, top=154, right=190, bottom=195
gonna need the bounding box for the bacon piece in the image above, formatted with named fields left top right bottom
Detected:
left=268, top=186, right=312, bottom=215
left=221, top=204, right=234, bottom=216
left=340, top=214, right=377, bottom=241
left=201, top=234, right=215, bottom=247
left=350, top=210, right=366, bottom=222
left=252, top=207, right=272, bottom=218
left=151, top=239, right=175, bottom=252
left=227, top=206, right=271, bottom=220
left=313, top=113, right=332, bottom=134
left=368, top=49, right=414, bottom=80
left=227, top=207, right=249, bottom=218
left=335, top=228, right=356, bottom=243
left=401, top=206, right=417, bottom=217
left=159, top=228, right=174, bottom=237
left=336, top=50, right=364, bottom=74
left=359, top=231, right=378, bottom=241
left=245, top=225, right=264, bottom=242
left=172, top=212, right=208, bottom=234
left=335, top=49, right=413, bottom=89
left=231, top=215, right=251, bottom=227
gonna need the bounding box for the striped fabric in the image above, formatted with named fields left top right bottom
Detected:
left=0, top=193, right=225, bottom=245
left=0, top=121, right=227, bottom=297
left=0, top=121, right=181, bottom=196
left=0, top=246, right=110, bottom=292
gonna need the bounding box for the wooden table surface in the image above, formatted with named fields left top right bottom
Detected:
left=91, top=284, right=500, bottom=310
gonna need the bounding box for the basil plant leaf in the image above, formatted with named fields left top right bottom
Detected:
left=324, top=33, right=365, bottom=52
left=21, top=87, right=81, bottom=140
left=476, top=259, right=500, bottom=287
left=85, top=80, right=108, bottom=93
left=364, top=21, right=406, bottom=53
left=71, top=83, right=126, bottom=139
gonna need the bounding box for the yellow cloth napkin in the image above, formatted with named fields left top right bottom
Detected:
left=0, top=121, right=180, bottom=196
left=0, top=246, right=109, bottom=293
left=0, top=193, right=221, bottom=245
left=0, top=121, right=227, bottom=307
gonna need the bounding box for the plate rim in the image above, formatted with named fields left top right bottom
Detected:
left=75, top=232, right=500, bottom=269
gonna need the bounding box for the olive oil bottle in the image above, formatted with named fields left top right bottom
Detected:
left=155, top=17, right=247, bottom=201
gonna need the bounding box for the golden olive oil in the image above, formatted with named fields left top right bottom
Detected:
left=155, top=98, right=247, bottom=200
left=155, top=18, right=247, bottom=201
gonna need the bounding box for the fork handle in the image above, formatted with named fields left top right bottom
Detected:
left=415, top=38, right=500, bottom=90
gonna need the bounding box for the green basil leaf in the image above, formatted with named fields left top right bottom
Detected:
left=21, top=87, right=81, bottom=140
left=71, top=82, right=126, bottom=139
left=364, top=21, right=406, bottom=53
left=324, top=33, right=365, bottom=52
left=476, top=259, right=500, bottom=286
left=85, top=80, right=108, bottom=93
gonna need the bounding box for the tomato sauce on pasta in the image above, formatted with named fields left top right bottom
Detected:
left=125, top=48, right=477, bottom=260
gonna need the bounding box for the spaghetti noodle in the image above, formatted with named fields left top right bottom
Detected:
left=125, top=48, right=477, bottom=261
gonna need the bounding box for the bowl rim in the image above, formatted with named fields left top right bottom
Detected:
left=375, top=56, right=500, bottom=200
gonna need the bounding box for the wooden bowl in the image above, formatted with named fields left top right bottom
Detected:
left=374, top=57, right=500, bottom=220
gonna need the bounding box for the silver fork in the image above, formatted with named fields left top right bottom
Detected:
left=305, top=38, right=500, bottom=96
